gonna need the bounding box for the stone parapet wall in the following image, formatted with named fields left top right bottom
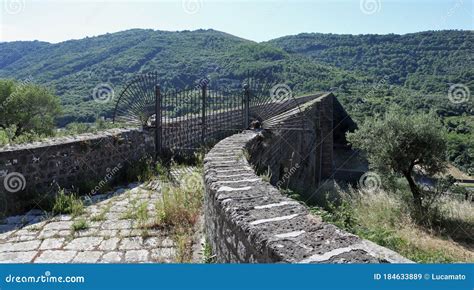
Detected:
left=248, top=93, right=335, bottom=197
left=0, top=128, right=154, bottom=196
left=203, top=130, right=410, bottom=263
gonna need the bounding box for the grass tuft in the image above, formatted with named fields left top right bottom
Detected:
left=203, top=239, right=215, bottom=264
left=52, top=189, right=84, bottom=217
left=71, top=218, right=89, bottom=232
left=91, top=203, right=111, bottom=222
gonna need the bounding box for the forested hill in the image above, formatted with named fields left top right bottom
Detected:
left=0, top=29, right=472, bottom=124
left=268, top=30, right=473, bottom=93
left=0, top=29, right=363, bottom=124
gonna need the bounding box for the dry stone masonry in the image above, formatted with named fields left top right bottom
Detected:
left=204, top=130, right=410, bottom=263
left=203, top=93, right=408, bottom=263
left=0, top=128, right=154, bottom=194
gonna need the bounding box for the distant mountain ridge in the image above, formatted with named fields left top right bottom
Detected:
left=268, top=30, right=473, bottom=92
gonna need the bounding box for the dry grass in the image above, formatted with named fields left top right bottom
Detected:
left=398, top=226, right=474, bottom=262
left=155, top=184, right=202, bottom=229
left=349, top=189, right=474, bottom=263
left=444, top=164, right=473, bottom=180
left=174, top=230, right=194, bottom=263
left=91, top=203, right=111, bottom=222
left=436, top=196, right=474, bottom=225
left=153, top=167, right=204, bottom=262
left=307, top=184, right=474, bottom=263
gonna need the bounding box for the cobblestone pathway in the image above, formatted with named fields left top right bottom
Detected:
left=0, top=177, right=189, bottom=263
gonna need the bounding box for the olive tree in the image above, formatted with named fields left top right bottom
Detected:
left=346, top=110, right=448, bottom=212
left=0, top=79, right=61, bottom=138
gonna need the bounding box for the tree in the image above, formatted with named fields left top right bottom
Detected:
left=346, top=109, right=448, bottom=213
left=0, top=79, right=61, bottom=138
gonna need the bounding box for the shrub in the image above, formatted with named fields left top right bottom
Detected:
left=0, top=79, right=61, bottom=138
left=155, top=162, right=169, bottom=182
left=308, top=185, right=474, bottom=263
left=136, top=201, right=150, bottom=228
left=153, top=168, right=204, bottom=263
left=174, top=230, right=193, bottom=263
left=347, top=109, right=448, bottom=214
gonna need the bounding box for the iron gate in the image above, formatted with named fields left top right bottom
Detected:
left=113, top=72, right=312, bottom=159
left=157, top=82, right=245, bottom=154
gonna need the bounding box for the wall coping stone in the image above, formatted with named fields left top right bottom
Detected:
left=0, top=128, right=141, bottom=152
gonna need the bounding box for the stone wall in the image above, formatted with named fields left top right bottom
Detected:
left=203, top=130, right=410, bottom=263
left=0, top=128, right=154, bottom=197
left=248, top=93, right=336, bottom=198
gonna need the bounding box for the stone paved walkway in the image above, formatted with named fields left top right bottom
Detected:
left=0, top=178, right=185, bottom=263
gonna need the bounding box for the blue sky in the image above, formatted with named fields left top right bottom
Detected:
left=0, top=0, right=472, bottom=43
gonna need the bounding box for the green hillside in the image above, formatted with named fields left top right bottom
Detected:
left=0, top=29, right=363, bottom=125
left=268, top=30, right=473, bottom=93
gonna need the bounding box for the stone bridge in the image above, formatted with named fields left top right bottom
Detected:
left=0, top=93, right=408, bottom=263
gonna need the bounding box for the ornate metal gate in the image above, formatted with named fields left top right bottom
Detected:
left=112, top=72, right=312, bottom=159
left=157, top=81, right=244, bottom=154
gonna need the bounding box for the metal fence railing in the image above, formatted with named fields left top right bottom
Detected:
left=113, top=73, right=318, bottom=159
